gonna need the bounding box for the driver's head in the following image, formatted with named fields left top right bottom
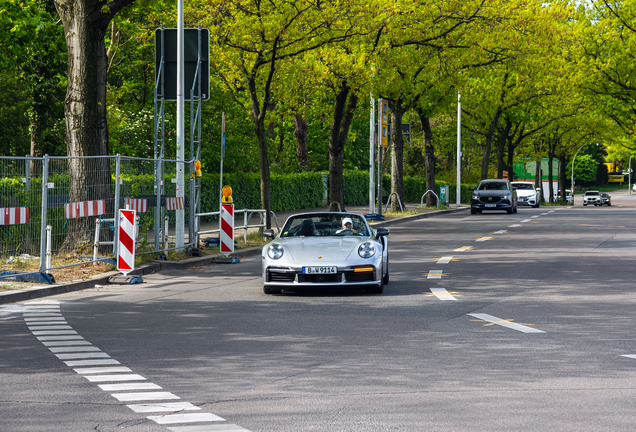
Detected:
left=342, top=217, right=353, bottom=229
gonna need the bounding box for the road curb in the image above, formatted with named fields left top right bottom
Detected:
left=0, top=207, right=465, bottom=304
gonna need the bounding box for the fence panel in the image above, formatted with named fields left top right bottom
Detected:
left=0, top=157, right=43, bottom=263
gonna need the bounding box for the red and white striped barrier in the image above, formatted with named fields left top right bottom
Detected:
left=220, top=203, right=234, bottom=255
left=64, top=200, right=105, bottom=219
left=117, top=209, right=136, bottom=275
left=0, top=207, right=29, bottom=225
left=124, top=198, right=148, bottom=213
left=165, top=197, right=184, bottom=210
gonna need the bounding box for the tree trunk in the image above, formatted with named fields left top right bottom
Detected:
left=388, top=99, right=405, bottom=212
left=293, top=114, right=309, bottom=171
left=497, top=120, right=512, bottom=179
left=328, top=81, right=358, bottom=212
left=558, top=153, right=567, bottom=201
left=419, top=114, right=436, bottom=207
left=54, top=0, right=130, bottom=248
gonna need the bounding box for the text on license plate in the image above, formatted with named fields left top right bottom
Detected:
left=303, top=266, right=337, bottom=274
left=484, top=204, right=497, bottom=207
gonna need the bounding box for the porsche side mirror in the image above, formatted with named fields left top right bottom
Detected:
left=375, top=228, right=389, bottom=239
left=263, top=229, right=275, bottom=239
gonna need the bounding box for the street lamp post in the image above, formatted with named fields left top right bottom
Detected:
left=629, top=156, right=632, bottom=195
left=571, top=145, right=585, bottom=205
left=456, top=92, right=461, bottom=208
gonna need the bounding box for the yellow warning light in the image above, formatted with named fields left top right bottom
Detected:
left=194, top=160, right=202, bottom=178
left=222, top=185, right=233, bottom=203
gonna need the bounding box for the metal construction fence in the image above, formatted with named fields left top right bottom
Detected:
left=0, top=154, right=206, bottom=280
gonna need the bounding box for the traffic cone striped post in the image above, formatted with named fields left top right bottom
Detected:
left=117, top=209, right=136, bottom=275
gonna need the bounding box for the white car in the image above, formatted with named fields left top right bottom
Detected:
left=262, top=212, right=389, bottom=294
left=554, top=190, right=573, bottom=204
left=583, top=190, right=601, bottom=206
left=511, top=182, right=540, bottom=208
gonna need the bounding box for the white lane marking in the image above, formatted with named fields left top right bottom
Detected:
left=32, top=330, right=78, bottom=335
left=427, top=270, right=443, bottom=279
left=127, top=402, right=201, bottom=413
left=28, top=325, right=73, bottom=330
left=521, top=219, right=531, bottom=222
left=49, top=346, right=101, bottom=353
left=508, top=224, right=522, bottom=227
left=64, top=359, right=121, bottom=367
left=429, top=288, right=458, bottom=301
left=475, top=237, right=493, bottom=242
left=540, top=213, right=549, bottom=215
left=99, top=383, right=161, bottom=391
left=493, top=230, right=508, bottom=234
left=468, top=313, right=545, bottom=333
left=56, top=352, right=110, bottom=360
left=75, top=366, right=132, bottom=374
left=24, top=317, right=66, bottom=321
left=85, top=374, right=146, bottom=382
left=621, top=355, right=636, bottom=359
left=166, top=425, right=251, bottom=431
left=453, top=246, right=473, bottom=252
left=43, top=341, right=92, bottom=347
left=148, top=413, right=225, bottom=425
left=27, top=321, right=68, bottom=326
left=37, top=335, right=83, bottom=341
left=548, top=210, right=555, bottom=213
left=24, top=300, right=60, bottom=306
left=112, top=392, right=180, bottom=402
left=531, top=215, right=539, bottom=218
left=22, top=314, right=64, bottom=318
left=436, top=256, right=453, bottom=264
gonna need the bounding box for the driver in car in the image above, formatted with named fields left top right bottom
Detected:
left=336, top=217, right=356, bottom=234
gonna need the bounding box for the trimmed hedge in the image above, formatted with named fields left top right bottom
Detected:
left=343, top=170, right=476, bottom=206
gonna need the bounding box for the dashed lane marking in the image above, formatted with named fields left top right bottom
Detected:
left=426, top=270, right=445, bottom=279
left=540, top=213, right=549, bottom=215
left=621, top=355, right=636, bottom=360
left=21, top=300, right=251, bottom=431
left=475, top=237, right=493, bottom=242
left=521, top=219, right=531, bottom=223
left=426, top=288, right=460, bottom=301
left=548, top=210, right=555, bottom=213
left=49, top=346, right=102, bottom=353
left=75, top=366, right=132, bottom=374
left=112, top=392, right=180, bottom=402
left=468, top=313, right=545, bottom=334
left=492, top=230, right=508, bottom=234
left=127, top=402, right=201, bottom=413
left=531, top=215, right=540, bottom=218
left=85, top=374, right=146, bottom=382
left=436, top=256, right=455, bottom=264
left=508, top=224, right=522, bottom=227
left=99, top=383, right=162, bottom=392
left=453, top=246, right=473, bottom=252
left=148, top=413, right=225, bottom=425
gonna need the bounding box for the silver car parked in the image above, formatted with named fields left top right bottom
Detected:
left=262, top=213, right=389, bottom=294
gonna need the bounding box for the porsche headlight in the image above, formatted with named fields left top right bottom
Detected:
left=267, top=243, right=284, bottom=260
left=358, top=242, right=376, bottom=258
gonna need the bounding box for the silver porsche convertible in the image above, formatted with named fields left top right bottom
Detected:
left=262, top=212, right=389, bottom=294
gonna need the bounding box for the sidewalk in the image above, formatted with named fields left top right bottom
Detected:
left=0, top=203, right=469, bottom=304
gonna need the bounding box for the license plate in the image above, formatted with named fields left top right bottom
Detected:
left=303, top=266, right=337, bottom=274
left=484, top=204, right=497, bottom=208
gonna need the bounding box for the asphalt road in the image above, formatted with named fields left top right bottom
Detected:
left=3, top=190, right=636, bottom=431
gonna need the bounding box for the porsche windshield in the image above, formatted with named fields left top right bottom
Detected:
left=281, top=214, right=370, bottom=237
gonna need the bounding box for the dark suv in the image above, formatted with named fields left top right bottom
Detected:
left=471, top=179, right=518, bottom=214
